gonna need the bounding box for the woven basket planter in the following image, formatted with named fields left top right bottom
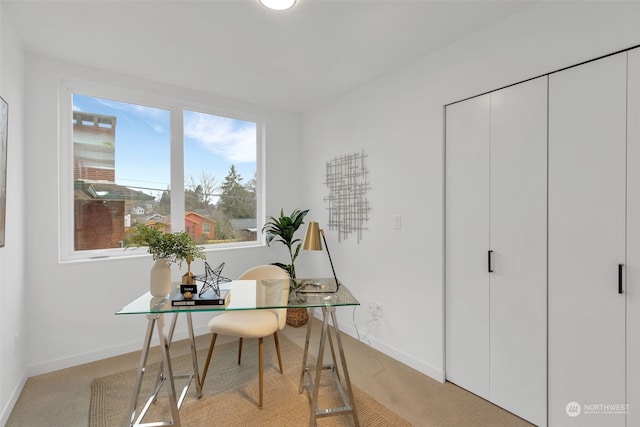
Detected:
left=286, top=307, right=309, bottom=327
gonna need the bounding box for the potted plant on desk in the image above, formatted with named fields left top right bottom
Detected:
left=128, top=223, right=206, bottom=297
left=263, top=208, right=310, bottom=327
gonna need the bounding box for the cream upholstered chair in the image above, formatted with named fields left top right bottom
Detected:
left=200, top=264, right=290, bottom=409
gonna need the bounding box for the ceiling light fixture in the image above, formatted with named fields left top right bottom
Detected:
left=259, top=0, right=297, bottom=11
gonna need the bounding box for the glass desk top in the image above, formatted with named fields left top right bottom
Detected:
left=116, top=277, right=359, bottom=315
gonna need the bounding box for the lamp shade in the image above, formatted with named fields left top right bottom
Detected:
left=301, top=221, right=340, bottom=292
left=303, top=221, right=323, bottom=251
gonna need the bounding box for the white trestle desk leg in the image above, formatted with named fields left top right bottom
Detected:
left=156, top=313, right=181, bottom=426
left=299, top=307, right=315, bottom=394
left=329, top=308, right=359, bottom=426
left=128, top=313, right=182, bottom=427
left=128, top=314, right=156, bottom=426
left=186, top=312, right=202, bottom=398
left=310, top=307, right=331, bottom=426
left=150, top=314, right=179, bottom=399
left=326, top=323, right=340, bottom=384
left=298, top=306, right=360, bottom=427
left=164, top=313, right=202, bottom=401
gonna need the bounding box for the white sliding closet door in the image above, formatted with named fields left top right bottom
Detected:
left=445, top=94, right=491, bottom=400
left=548, top=52, right=627, bottom=427
left=627, top=47, right=640, bottom=427
left=489, top=76, right=547, bottom=427
left=446, top=77, right=547, bottom=426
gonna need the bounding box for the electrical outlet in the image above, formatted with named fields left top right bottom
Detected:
left=374, top=303, right=383, bottom=319
left=367, top=300, right=384, bottom=319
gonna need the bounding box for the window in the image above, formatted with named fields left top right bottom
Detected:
left=183, top=110, right=257, bottom=244
left=60, top=83, right=260, bottom=261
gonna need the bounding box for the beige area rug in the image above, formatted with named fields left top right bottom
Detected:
left=89, top=334, right=411, bottom=426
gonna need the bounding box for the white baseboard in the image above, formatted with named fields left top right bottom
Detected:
left=1, top=370, right=27, bottom=426
left=310, top=311, right=446, bottom=383
left=19, top=310, right=444, bottom=402
left=342, top=323, right=445, bottom=383
left=26, top=325, right=211, bottom=377
left=3, top=324, right=211, bottom=425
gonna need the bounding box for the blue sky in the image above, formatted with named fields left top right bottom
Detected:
left=72, top=93, right=256, bottom=201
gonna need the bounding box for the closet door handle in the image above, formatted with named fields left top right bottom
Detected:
left=488, top=250, right=493, bottom=273
left=619, top=264, right=624, bottom=294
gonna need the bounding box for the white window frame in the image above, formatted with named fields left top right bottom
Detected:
left=59, top=79, right=264, bottom=263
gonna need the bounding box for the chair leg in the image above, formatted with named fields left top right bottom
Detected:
left=237, top=337, right=243, bottom=365
left=201, top=333, right=218, bottom=389
left=258, top=337, right=264, bottom=409
left=273, top=332, right=283, bottom=374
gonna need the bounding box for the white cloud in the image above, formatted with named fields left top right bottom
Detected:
left=94, top=97, right=168, bottom=134
left=184, top=112, right=256, bottom=163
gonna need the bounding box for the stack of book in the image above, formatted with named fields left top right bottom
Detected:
left=171, top=289, right=230, bottom=307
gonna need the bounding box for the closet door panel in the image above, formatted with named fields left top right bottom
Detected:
left=489, top=76, right=548, bottom=427
left=445, top=95, right=490, bottom=399
left=548, top=53, right=627, bottom=427
left=626, top=47, right=640, bottom=427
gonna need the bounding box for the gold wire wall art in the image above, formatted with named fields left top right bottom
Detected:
left=324, top=150, right=370, bottom=243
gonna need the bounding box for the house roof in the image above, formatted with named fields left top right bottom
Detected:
left=231, top=218, right=257, bottom=232
left=74, top=180, right=155, bottom=202
left=185, top=211, right=215, bottom=225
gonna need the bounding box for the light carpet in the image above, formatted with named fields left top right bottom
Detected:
left=89, top=334, right=412, bottom=426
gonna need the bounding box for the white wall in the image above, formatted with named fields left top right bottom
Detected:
left=3, top=0, right=640, bottom=424
left=0, top=8, right=26, bottom=425
left=21, top=54, right=303, bottom=375
left=300, top=1, right=640, bottom=383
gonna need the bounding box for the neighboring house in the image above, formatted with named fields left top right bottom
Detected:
left=185, top=211, right=216, bottom=242
left=230, top=218, right=257, bottom=241
left=138, top=212, right=216, bottom=242
left=74, top=180, right=154, bottom=250
left=143, top=220, right=170, bottom=234
left=73, top=112, right=156, bottom=250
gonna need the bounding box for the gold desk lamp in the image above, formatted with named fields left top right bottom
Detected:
left=302, top=221, right=341, bottom=293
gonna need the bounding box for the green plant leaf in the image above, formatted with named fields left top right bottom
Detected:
left=127, top=223, right=206, bottom=267
left=262, top=208, right=309, bottom=279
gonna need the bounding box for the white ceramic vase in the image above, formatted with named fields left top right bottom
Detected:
left=150, top=257, right=171, bottom=297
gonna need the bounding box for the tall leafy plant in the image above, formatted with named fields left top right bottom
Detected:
left=262, top=209, right=309, bottom=279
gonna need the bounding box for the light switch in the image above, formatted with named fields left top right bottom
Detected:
left=393, top=215, right=402, bottom=230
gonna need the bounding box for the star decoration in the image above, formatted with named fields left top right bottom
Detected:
left=196, top=262, right=231, bottom=297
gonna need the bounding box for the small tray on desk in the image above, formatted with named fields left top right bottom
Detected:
left=294, top=278, right=339, bottom=293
